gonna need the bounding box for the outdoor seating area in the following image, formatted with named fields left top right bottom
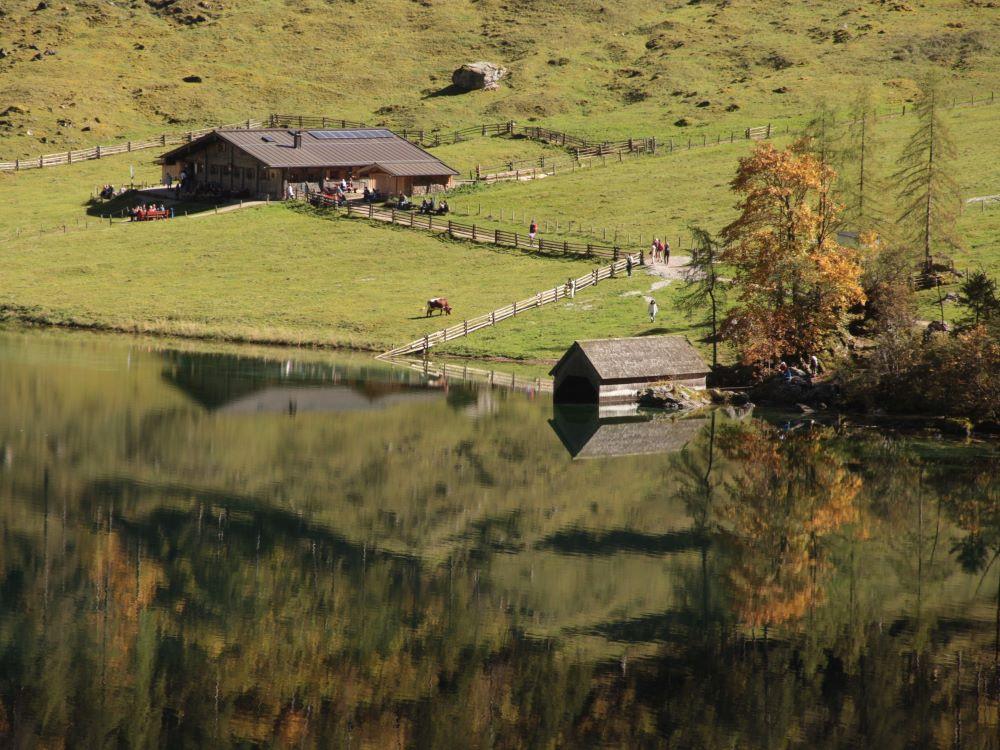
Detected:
left=130, top=203, right=172, bottom=221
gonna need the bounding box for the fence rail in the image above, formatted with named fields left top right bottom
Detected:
left=0, top=119, right=268, bottom=172
left=378, top=256, right=633, bottom=358
left=389, top=357, right=553, bottom=392
left=311, top=195, right=632, bottom=257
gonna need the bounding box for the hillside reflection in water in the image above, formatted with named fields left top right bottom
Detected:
left=2, top=328, right=1000, bottom=748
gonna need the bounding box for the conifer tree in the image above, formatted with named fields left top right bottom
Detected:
left=894, top=75, right=963, bottom=269
left=679, top=226, right=726, bottom=368
left=841, top=87, right=886, bottom=234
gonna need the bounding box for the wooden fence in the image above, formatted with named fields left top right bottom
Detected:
left=389, top=357, right=553, bottom=393
left=312, top=194, right=633, bottom=257
left=0, top=118, right=267, bottom=172
left=377, top=256, right=633, bottom=358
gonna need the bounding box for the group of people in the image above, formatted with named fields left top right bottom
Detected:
left=129, top=203, right=171, bottom=221
left=650, top=237, right=671, bottom=264
left=98, top=185, right=120, bottom=200
left=777, top=356, right=823, bottom=380
left=418, top=197, right=448, bottom=215
left=362, top=186, right=383, bottom=203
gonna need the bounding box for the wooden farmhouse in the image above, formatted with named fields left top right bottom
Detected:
left=550, top=336, right=711, bottom=404
left=157, top=127, right=459, bottom=198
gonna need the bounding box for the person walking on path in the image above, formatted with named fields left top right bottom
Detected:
left=529, top=219, right=538, bottom=244
left=651, top=238, right=660, bottom=263
left=663, top=240, right=671, bottom=266
left=648, top=298, right=658, bottom=323
left=626, top=254, right=633, bottom=277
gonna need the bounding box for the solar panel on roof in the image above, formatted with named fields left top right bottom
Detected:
left=308, top=129, right=394, bottom=139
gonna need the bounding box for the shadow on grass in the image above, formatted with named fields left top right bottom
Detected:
left=637, top=326, right=692, bottom=336
left=423, top=84, right=468, bottom=98
left=84, top=189, right=234, bottom=220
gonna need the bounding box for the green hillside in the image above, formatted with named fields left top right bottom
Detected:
left=2, top=0, right=1000, bottom=158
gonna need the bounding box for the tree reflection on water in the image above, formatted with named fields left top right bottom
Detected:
left=1, top=332, right=1000, bottom=747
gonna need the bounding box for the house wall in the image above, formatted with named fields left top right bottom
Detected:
left=598, top=375, right=708, bottom=404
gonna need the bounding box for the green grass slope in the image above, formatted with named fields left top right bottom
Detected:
left=0, top=204, right=601, bottom=350
left=3, top=0, right=1000, bottom=158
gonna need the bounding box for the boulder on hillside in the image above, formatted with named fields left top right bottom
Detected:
left=451, top=62, right=507, bottom=91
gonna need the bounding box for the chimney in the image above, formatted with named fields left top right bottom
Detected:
left=293, top=131, right=302, bottom=149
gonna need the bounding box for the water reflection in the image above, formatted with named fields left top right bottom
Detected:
left=2, top=328, right=1000, bottom=748
left=549, top=404, right=709, bottom=459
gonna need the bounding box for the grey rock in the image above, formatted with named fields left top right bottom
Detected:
left=451, top=62, right=507, bottom=91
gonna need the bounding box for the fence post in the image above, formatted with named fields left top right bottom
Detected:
left=410, top=212, right=415, bottom=226
left=513, top=301, right=517, bottom=315
left=347, top=202, right=352, bottom=215
left=96, top=145, right=101, bottom=159
left=514, top=232, right=519, bottom=248
left=472, top=224, right=477, bottom=241
left=564, top=241, right=569, bottom=255
left=391, top=208, right=396, bottom=222
left=495, top=229, right=500, bottom=244
left=67, top=150, right=72, bottom=164
left=448, top=220, right=453, bottom=238
left=423, top=335, right=429, bottom=352
left=640, top=250, right=645, bottom=266
left=369, top=203, right=373, bottom=218
left=39, top=155, right=43, bottom=168
left=766, top=123, right=772, bottom=138
left=491, top=311, right=496, bottom=325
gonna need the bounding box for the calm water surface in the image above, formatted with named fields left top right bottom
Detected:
left=2, top=327, right=1000, bottom=749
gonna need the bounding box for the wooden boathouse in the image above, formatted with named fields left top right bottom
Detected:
left=157, top=127, right=459, bottom=199
left=550, top=336, right=711, bottom=404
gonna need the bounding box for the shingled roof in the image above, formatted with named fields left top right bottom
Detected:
left=159, top=128, right=459, bottom=175
left=550, top=336, right=710, bottom=380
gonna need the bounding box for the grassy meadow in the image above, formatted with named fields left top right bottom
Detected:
left=3, top=0, right=1000, bottom=357
left=3, top=0, right=1000, bottom=156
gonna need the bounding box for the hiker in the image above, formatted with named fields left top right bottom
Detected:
left=287, top=184, right=295, bottom=200
left=529, top=219, right=538, bottom=242
left=808, top=353, right=822, bottom=375
left=626, top=254, right=633, bottom=277
left=651, top=238, right=659, bottom=263
left=663, top=240, right=671, bottom=265
left=648, top=298, right=658, bottom=323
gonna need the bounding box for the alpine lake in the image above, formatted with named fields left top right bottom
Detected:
left=2, top=325, right=1000, bottom=749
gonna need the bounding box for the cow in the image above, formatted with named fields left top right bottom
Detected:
left=426, top=297, right=452, bottom=317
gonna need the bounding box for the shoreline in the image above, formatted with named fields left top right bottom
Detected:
left=0, top=307, right=559, bottom=366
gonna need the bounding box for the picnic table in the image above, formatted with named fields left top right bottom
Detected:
left=133, top=209, right=171, bottom=221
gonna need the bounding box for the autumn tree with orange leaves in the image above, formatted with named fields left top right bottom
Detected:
left=720, top=141, right=866, bottom=364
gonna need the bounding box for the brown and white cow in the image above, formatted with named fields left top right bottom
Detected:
left=426, top=297, right=452, bottom=316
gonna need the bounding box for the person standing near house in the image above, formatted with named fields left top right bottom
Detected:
left=648, top=298, right=658, bottom=323
left=626, top=254, right=633, bottom=277
left=529, top=219, right=538, bottom=243
left=287, top=184, right=295, bottom=201
left=166, top=173, right=173, bottom=190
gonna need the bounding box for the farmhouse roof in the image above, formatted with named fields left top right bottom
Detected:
left=549, top=336, right=710, bottom=380
left=158, top=128, right=459, bottom=174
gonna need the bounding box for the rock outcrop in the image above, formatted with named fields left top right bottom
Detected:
left=452, top=62, right=507, bottom=91
left=749, top=374, right=843, bottom=409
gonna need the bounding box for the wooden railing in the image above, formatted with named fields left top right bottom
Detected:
left=311, top=195, right=632, bottom=257
left=377, top=257, right=633, bottom=358
left=389, top=357, right=554, bottom=393
left=0, top=118, right=267, bottom=172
